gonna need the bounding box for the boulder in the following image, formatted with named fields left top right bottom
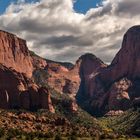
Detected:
left=69, top=100, right=78, bottom=112
left=105, top=110, right=124, bottom=117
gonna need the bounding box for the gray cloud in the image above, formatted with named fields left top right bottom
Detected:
left=0, top=0, right=140, bottom=63
left=37, top=35, right=93, bottom=49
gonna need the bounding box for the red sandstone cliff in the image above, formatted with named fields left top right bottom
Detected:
left=76, top=53, right=107, bottom=99
left=77, top=26, right=140, bottom=116
left=0, top=31, right=54, bottom=112
left=99, top=26, right=140, bottom=87
left=0, top=64, right=55, bottom=112
left=0, top=30, right=33, bottom=77
left=31, top=53, right=80, bottom=97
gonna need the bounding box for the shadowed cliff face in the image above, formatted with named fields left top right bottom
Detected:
left=76, top=53, right=107, bottom=99
left=77, top=26, right=140, bottom=116
left=0, top=64, right=30, bottom=109
left=100, top=26, right=140, bottom=88
left=0, top=64, right=55, bottom=112
left=0, top=31, right=33, bottom=78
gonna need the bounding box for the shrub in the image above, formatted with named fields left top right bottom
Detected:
left=55, top=134, right=63, bottom=140
left=0, top=128, right=4, bottom=137
left=68, top=135, right=78, bottom=140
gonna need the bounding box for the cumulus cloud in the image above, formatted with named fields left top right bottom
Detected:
left=0, top=0, right=140, bottom=63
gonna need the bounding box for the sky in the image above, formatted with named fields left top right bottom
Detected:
left=0, top=0, right=140, bottom=63
left=74, top=0, right=102, bottom=13
left=0, top=0, right=102, bottom=14
left=0, top=0, right=39, bottom=13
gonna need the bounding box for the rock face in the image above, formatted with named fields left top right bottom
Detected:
left=45, top=62, right=80, bottom=96
left=0, top=90, right=9, bottom=109
left=32, top=53, right=80, bottom=96
left=0, top=64, right=55, bottom=112
left=0, top=30, right=33, bottom=77
left=38, top=87, right=55, bottom=113
left=28, top=84, right=39, bottom=111
left=0, top=64, right=34, bottom=109
left=69, top=100, right=78, bottom=112
left=20, top=90, right=30, bottom=110
left=76, top=53, right=107, bottom=99
left=99, top=26, right=140, bottom=88
left=107, top=78, right=131, bottom=111
left=132, top=97, right=140, bottom=110
left=0, top=64, right=29, bottom=109
left=0, top=30, right=77, bottom=112
left=0, top=31, right=54, bottom=112
left=30, top=51, right=47, bottom=69
left=77, top=26, right=140, bottom=116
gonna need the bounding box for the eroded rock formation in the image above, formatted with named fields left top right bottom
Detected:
left=38, top=87, right=55, bottom=113
left=77, top=26, right=140, bottom=116
left=1, top=26, right=140, bottom=116
left=0, top=64, right=55, bottom=112
left=0, top=31, right=33, bottom=77
left=0, top=31, right=54, bottom=112
left=32, top=53, right=80, bottom=96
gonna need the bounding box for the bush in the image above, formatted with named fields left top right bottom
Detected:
left=55, top=134, right=63, bottom=140
left=0, top=128, right=4, bottom=137
left=68, top=135, right=78, bottom=140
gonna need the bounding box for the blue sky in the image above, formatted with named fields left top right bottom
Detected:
left=74, top=0, right=102, bottom=13
left=0, top=0, right=102, bottom=14
left=0, top=0, right=11, bottom=13
left=0, top=0, right=38, bottom=14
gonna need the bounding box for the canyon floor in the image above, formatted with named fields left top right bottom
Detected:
left=0, top=108, right=139, bottom=140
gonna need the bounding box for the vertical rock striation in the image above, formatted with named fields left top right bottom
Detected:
left=0, top=30, right=33, bottom=77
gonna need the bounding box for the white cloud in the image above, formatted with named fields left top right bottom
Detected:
left=0, top=0, right=140, bottom=63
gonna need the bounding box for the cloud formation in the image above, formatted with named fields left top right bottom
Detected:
left=0, top=0, right=140, bottom=63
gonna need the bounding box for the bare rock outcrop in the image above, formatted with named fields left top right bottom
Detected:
left=20, top=90, right=30, bottom=110
left=76, top=53, right=107, bottom=100
left=32, top=54, right=80, bottom=96
left=0, top=90, right=9, bottom=109
left=77, top=26, right=140, bottom=116
left=69, top=100, right=78, bottom=112
left=0, top=64, right=55, bottom=112
left=107, top=78, right=131, bottom=111
left=0, top=30, right=33, bottom=77
left=132, top=97, right=140, bottom=110
left=38, top=87, right=55, bottom=113
left=104, top=110, right=124, bottom=117
left=99, top=26, right=140, bottom=88
left=28, top=84, right=39, bottom=111
left=0, top=31, right=55, bottom=112
left=0, top=64, right=30, bottom=109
